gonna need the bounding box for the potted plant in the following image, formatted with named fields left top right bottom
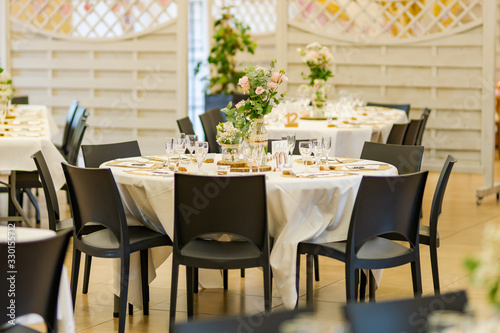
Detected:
left=195, top=6, right=257, bottom=113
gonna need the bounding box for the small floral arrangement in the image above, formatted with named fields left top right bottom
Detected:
left=216, top=121, right=242, bottom=145
left=223, top=59, right=287, bottom=134
left=297, top=42, right=334, bottom=86
left=0, top=68, right=13, bottom=105
left=465, top=223, right=500, bottom=310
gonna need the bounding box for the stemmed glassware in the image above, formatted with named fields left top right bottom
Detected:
left=195, top=141, right=208, bottom=174
left=186, top=134, right=198, bottom=164
left=165, top=137, right=174, bottom=170
left=312, top=138, right=323, bottom=170
left=322, top=136, right=332, bottom=169
left=299, top=141, right=312, bottom=171
left=173, top=136, right=186, bottom=171
left=286, top=133, right=296, bottom=166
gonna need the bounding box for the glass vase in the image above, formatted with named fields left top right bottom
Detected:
left=0, top=101, right=8, bottom=125
left=220, top=144, right=241, bottom=162
left=311, top=80, right=329, bottom=118
left=248, top=118, right=268, bottom=147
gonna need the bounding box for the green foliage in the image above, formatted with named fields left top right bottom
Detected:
left=195, top=6, right=257, bottom=95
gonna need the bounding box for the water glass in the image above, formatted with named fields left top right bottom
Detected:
left=312, top=138, right=323, bottom=169
left=286, top=134, right=296, bottom=165
left=322, top=136, right=332, bottom=168
left=173, top=138, right=186, bottom=170
left=186, top=134, right=198, bottom=162
left=165, top=137, right=174, bottom=170
left=195, top=141, right=208, bottom=174
left=299, top=141, right=312, bottom=171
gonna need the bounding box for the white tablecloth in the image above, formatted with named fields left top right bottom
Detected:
left=104, top=156, right=398, bottom=309
left=0, top=105, right=66, bottom=190
left=0, top=226, right=75, bottom=332
left=267, top=107, right=408, bottom=158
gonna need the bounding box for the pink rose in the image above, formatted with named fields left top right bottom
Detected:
left=280, top=75, right=288, bottom=83
left=267, top=82, right=279, bottom=89
left=271, top=72, right=280, bottom=83
left=308, top=50, right=319, bottom=59
left=235, top=100, right=245, bottom=109
left=238, top=76, right=250, bottom=93
left=255, top=86, right=265, bottom=95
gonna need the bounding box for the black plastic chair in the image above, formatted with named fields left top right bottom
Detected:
left=416, top=108, right=431, bottom=146
left=65, top=106, right=89, bottom=165
left=176, top=117, right=196, bottom=135
left=62, top=164, right=172, bottom=333
left=403, top=118, right=424, bottom=146
left=360, top=142, right=424, bottom=174
left=11, top=95, right=29, bottom=104
left=200, top=108, right=224, bottom=153
left=344, top=290, right=468, bottom=333
left=82, top=141, right=141, bottom=168
left=176, top=309, right=311, bottom=333
left=366, top=102, right=410, bottom=116
left=0, top=230, right=72, bottom=333
left=386, top=123, right=409, bottom=145
left=55, top=99, right=79, bottom=155
left=297, top=172, right=428, bottom=306
left=169, top=174, right=271, bottom=331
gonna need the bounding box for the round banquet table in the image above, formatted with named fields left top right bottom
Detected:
left=266, top=106, right=408, bottom=158
left=102, top=155, right=398, bottom=309
left=0, top=226, right=74, bottom=332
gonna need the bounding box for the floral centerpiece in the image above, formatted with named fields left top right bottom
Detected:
left=465, top=223, right=500, bottom=311
left=297, top=42, right=334, bottom=112
left=216, top=121, right=243, bottom=162
left=222, top=59, right=287, bottom=138
left=0, top=68, right=13, bottom=122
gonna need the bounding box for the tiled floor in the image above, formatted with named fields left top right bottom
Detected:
left=2, top=163, right=499, bottom=332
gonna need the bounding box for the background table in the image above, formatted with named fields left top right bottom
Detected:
left=103, top=155, right=398, bottom=309
left=0, top=226, right=74, bottom=332
left=267, top=107, right=408, bottom=158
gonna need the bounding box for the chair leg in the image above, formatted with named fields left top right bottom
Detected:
left=118, top=255, right=130, bottom=333
left=24, top=189, right=40, bottom=225
left=241, top=269, right=245, bottom=278
left=186, top=266, right=194, bottom=318
left=82, top=255, right=92, bottom=294
left=71, top=248, right=81, bottom=309
left=295, top=253, right=301, bottom=309
left=346, top=267, right=357, bottom=302
left=129, top=303, right=133, bottom=315
left=193, top=268, right=198, bottom=294
left=313, top=254, right=320, bottom=281
left=306, top=254, right=313, bottom=308
left=411, top=260, right=423, bottom=297
left=429, top=245, right=440, bottom=294
left=140, top=250, right=149, bottom=315
left=368, top=270, right=376, bottom=302
left=359, top=270, right=367, bottom=302
left=169, top=260, right=179, bottom=333
left=263, top=264, right=272, bottom=312
left=223, top=269, right=228, bottom=290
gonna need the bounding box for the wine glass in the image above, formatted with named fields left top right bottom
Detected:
left=186, top=134, right=198, bottom=163
left=322, top=136, right=332, bottom=168
left=299, top=141, right=312, bottom=171
left=312, top=138, right=323, bottom=170
left=173, top=137, right=186, bottom=171
left=286, top=134, right=296, bottom=166
left=195, top=141, right=208, bottom=174
left=165, top=137, right=174, bottom=170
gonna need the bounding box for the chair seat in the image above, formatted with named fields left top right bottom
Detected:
left=11, top=171, right=42, bottom=188
left=56, top=218, right=104, bottom=235
left=79, top=226, right=171, bottom=257
left=300, top=237, right=412, bottom=261
left=1, top=324, right=39, bottom=333
left=181, top=239, right=261, bottom=262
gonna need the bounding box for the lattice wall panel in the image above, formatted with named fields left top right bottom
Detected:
left=9, top=15, right=186, bottom=156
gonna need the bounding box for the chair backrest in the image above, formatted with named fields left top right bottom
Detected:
left=360, top=142, right=424, bottom=175
left=403, top=118, right=424, bottom=145
left=176, top=309, right=311, bottom=333
left=32, top=151, right=62, bottom=231
left=66, top=108, right=88, bottom=165
left=11, top=95, right=29, bottom=104
left=344, top=290, right=468, bottom=333
left=0, top=230, right=72, bottom=333
left=429, top=155, right=457, bottom=241
left=61, top=99, right=79, bottom=154
left=366, top=102, right=410, bottom=116
left=200, top=108, right=222, bottom=153
left=62, top=163, right=128, bottom=242
left=348, top=172, right=428, bottom=255
left=174, top=174, right=268, bottom=252
left=415, top=107, right=431, bottom=146
left=177, top=117, right=196, bottom=135
left=81, top=141, right=141, bottom=168
left=386, top=123, right=409, bottom=145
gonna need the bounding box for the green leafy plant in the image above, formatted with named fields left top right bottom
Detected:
left=0, top=68, right=14, bottom=104
left=297, top=42, right=334, bottom=86
left=195, top=6, right=257, bottom=95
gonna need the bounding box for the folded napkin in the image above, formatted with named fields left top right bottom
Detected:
left=340, top=164, right=381, bottom=171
